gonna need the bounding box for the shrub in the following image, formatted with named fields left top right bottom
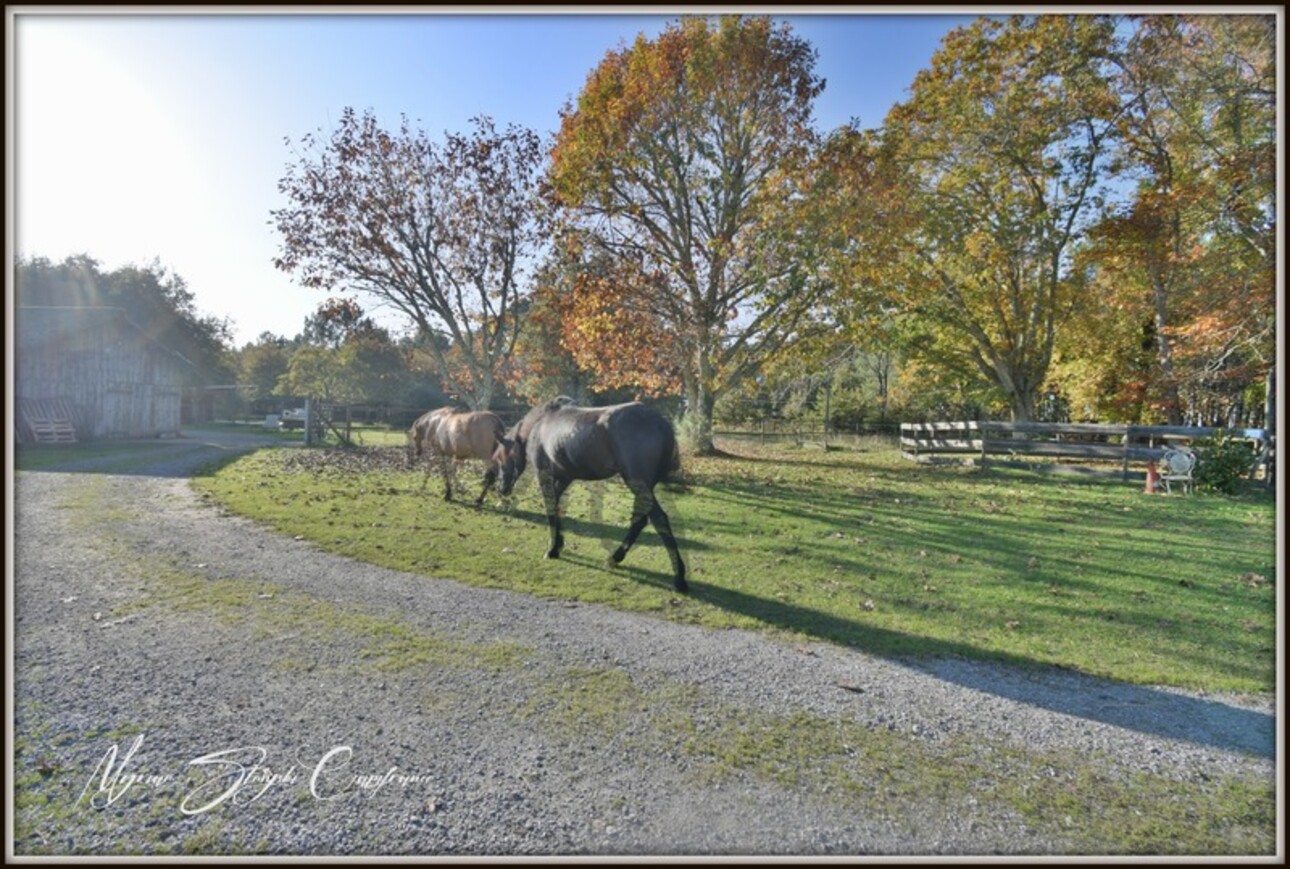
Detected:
left=1192, top=430, right=1257, bottom=495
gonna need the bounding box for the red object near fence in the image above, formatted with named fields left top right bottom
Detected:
left=1144, top=460, right=1161, bottom=494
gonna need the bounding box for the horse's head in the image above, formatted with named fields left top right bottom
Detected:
left=493, top=429, right=527, bottom=496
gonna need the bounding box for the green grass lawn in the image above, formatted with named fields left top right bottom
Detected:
left=189, top=437, right=1277, bottom=694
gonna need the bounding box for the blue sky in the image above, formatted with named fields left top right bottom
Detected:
left=13, top=10, right=979, bottom=346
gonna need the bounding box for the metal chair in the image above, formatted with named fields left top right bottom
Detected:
left=1159, top=447, right=1197, bottom=494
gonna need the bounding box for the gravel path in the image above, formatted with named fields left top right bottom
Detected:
left=11, top=429, right=1278, bottom=857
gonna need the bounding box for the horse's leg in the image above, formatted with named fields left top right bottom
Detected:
left=647, top=499, right=688, bottom=594
left=539, top=471, right=569, bottom=559
left=611, top=481, right=653, bottom=565
left=440, top=455, right=454, bottom=501
left=417, top=447, right=434, bottom=492
left=474, top=463, right=498, bottom=508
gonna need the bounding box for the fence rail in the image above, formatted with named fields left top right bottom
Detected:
left=715, top=420, right=901, bottom=448
left=901, top=421, right=1273, bottom=484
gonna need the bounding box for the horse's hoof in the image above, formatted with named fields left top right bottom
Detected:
left=545, top=549, right=561, bottom=560
left=674, top=576, right=689, bottom=594
left=611, top=547, right=627, bottom=564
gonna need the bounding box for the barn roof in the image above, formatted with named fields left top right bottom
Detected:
left=15, top=306, right=203, bottom=375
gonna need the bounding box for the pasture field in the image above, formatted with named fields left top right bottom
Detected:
left=191, top=436, right=1277, bottom=695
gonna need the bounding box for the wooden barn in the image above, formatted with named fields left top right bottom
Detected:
left=15, top=307, right=199, bottom=444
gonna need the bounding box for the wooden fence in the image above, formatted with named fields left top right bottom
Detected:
left=901, top=421, right=1274, bottom=483
left=716, top=419, right=901, bottom=449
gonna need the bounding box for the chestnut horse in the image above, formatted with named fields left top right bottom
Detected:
left=408, top=407, right=505, bottom=505
left=492, top=397, right=687, bottom=593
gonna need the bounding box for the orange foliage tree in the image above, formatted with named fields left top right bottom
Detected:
left=1057, top=14, right=1276, bottom=425
left=548, top=15, right=830, bottom=451
left=849, top=15, right=1124, bottom=424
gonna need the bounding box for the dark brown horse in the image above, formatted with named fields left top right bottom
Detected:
left=493, top=397, right=688, bottom=593
left=408, top=406, right=505, bottom=505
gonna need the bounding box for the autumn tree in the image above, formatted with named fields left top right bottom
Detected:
left=552, top=245, right=688, bottom=399
left=272, top=111, right=546, bottom=409
left=549, top=15, right=828, bottom=452
left=847, top=15, right=1123, bottom=423
left=299, top=297, right=373, bottom=349
left=504, top=246, right=626, bottom=403
left=1064, top=14, right=1276, bottom=425
left=776, top=124, right=929, bottom=424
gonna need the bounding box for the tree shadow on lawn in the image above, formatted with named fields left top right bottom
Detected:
left=698, top=478, right=1269, bottom=595
left=685, top=582, right=1274, bottom=759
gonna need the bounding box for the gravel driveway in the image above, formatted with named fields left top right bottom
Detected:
left=10, top=429, right=1278, bottom=856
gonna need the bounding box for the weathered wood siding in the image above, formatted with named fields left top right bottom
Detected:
left=15, top=310, right=188, bottom=441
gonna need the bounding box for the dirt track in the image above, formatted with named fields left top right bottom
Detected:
left=10, top=429, right=1277, bottom=856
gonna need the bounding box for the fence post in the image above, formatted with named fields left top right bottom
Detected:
left=822, top=385, right=831, bottom=450
left=1121, top=426, right=1133, bottom=481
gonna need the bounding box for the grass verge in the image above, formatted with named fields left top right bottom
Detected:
left=191, top=439, right=1276, bottom=694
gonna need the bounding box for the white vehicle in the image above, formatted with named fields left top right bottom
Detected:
left=280, top=408, right=308, bottom=430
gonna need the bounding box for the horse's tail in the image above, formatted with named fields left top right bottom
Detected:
left=660, top=427, right=683, bottom=484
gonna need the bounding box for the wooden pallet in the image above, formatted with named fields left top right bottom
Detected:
left=28, top=417, right=78, bottom=443
left=17, top=397, right=82, bottom=444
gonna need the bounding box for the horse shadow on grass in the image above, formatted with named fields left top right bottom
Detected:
left=682, top=581, right=1274, bottom=759
left=481, top=505, right=715, bottom=559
